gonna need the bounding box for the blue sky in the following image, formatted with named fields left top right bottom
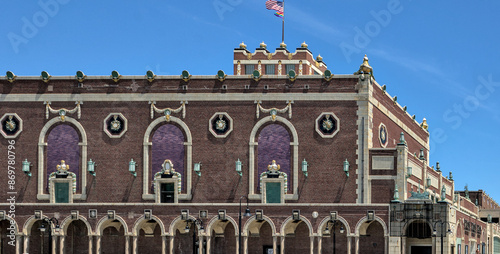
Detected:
left=2, top=1, right=499, bottom=202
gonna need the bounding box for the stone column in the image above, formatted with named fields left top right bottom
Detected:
left=95, top=235, right=101, bottom=254
left=22, top=235, right=29, bottom=254
left=273, top=236, right=277, bottom=254
left=309, top=236, right=315, bottom=254
left=354, top=236, right=359, bottom=254
left=51, top=235, right=57, bottom=254
left=59, top=235, right=65, bottom=254
left=317, top=236, right=322, bottom=254
left=243, top=236, right=248, bottom=254
left=15, top=234, right=22, bottom=254
left=347, top=236, right=352, bottom=254
left=205, top=235, right=211, bottom=254
left=88, top=235, right=93, bottom=254
left=280, top=236, right=285, bottom=254
left=198, top=235, right=204, bottom=254
left=169, top=236, right=174, bottom=254
left=131, top=235, right=137, bottom=254
left=402, top=236, right=406, bottom=254
left=162, top=235, right=167, bottom=254
left=385, top=235, right=389, bottom=254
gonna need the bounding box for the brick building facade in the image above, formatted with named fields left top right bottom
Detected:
left=0, top=42, right=499, bottom=254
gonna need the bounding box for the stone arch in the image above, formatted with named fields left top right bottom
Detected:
left=243, top=215, right=277, bottom=237
left=142, top=116, right=193, bottom=200
left=132, top=215, right=166, bottom=236
left=0, top=216, right=19, bottom=235
left=317, top=215, right=351, bottom=235
left=37, top=116, right=88, bottom=200
left=248, top=115, right=299, bottom=200
left=205, top=215, right=238, bottom=236
left=168, top=215, right=198, bottom=236
left=59, top=215, right=93, bottom=236
left=401, top=218, right=433, bottom=236
left=95, top=215, right=128, bottom=236
left=280, top=215, right=313, bottom=236
left=354, top=215, right=388, bottom=236
left=23, top=215, right=54, bottom=235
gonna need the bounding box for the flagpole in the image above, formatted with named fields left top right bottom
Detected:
left=282, top=0, right=285, bottom=43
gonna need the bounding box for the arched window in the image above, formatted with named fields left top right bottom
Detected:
left=37, top=117, right=87, bottom=201
left=248, top=116, right=298, bottom=202
left=143, top=117, right=192, bottom=201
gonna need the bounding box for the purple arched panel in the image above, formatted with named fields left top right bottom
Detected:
left=257, top=124, right=291, bottom=191
left=47, top=124, right=80, bottom=190
left=152, top=124, right=185, bottom=189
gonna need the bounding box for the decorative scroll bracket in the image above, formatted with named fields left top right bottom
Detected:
left=45, top=101, right=82, bottom=121
left=149, top=101, right=187, bottom=121
left=255, top=100, right=293, bottom=121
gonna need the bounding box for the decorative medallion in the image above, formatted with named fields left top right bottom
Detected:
left=315, top=112, right=340, bottom=138
left=1, top=113, right=22, bottom=138
left=209, top=112, right=233, bottom=138
left=45, top=101, right=81, bottom=121
left=379, top=123, right=388, bottom=148
left=103, top=113, right=128, bottom=138
left=255, top=101, right=293, bottom=121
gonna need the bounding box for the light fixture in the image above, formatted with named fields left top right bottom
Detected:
left=488, top=214, right=492, bottom=223
left=367, top=211, right=375, bottom=221
left=393, top=96, right=397, bottom=104
left=447, top=228, right=452, bottom=234
left=323, top=226, right=330, bottom=235
left=76, top=70, right=86, bottom=83
left=340, top=226, right=345, bottom=234
left=184, top=222, right=190, bottom=233
left=406, top=167, right=412, bottom=178
left=288, top=69, right=296, bottom=82
left=419, top=148, right=425, bottom=160
left=252, top=70, right=261, bottom=81
left=436, top=162, right=441, bottom=172
left=381, top=84, right=386, bottom=93
left=41, top=71, right=51, bottom=83
left=39, top=224, right=47, bottom=233
left=194, top=162, right=202, bottom=177
left=146, top=70, right=156, bottom=82
left=433, top=228, right=437, bottom=236
left=6, top=71, right=16, bottom=83
left=323, top=69, right=333, bottom=81
left=343, top=159, right=349, bottom=177
left=111, top=70, right=121, bottom=82
left=236, top=159, right=242, bottom=176
left=217, top=70, right=226, bottom=82
left=330, top=212, right=337, bottom=221
left=22, top=159, right=32, bottom=177
left=87, top=159, right=96, bottom=176
left=426, top=177, right=431, bottom=188
left=244, top=207, right=251, bottom=217
left=181, top=70, right=191, bottom=82
left=129, top=159, right=136, bottom=177
left=301, top=159, right=308, bottom=177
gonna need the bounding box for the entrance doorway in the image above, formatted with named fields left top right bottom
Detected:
left=410, top=246, right=431, bottom=254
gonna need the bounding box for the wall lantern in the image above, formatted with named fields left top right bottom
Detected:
left=22, top=159, right=32, bottom=177
left=436, top=162, right=441, bottom=172
left=87, top=159, right=96, bottom=176
left=426, top=177, right=431, bottom=188
left=419, top=148, right=425, bottom=160
left=194, top=162, right=202, bottom=177
left=343, top=159, right=349, bottom=177
left=406, top=167, right=412, bottom=178
left=301, top=159, right=308, bottom=177
left=129, top=159, right=136, bottom=177
left=235, top=159, right=242, bottom=177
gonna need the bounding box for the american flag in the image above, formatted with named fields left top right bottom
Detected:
left=265, top=0, right=284, bottom=13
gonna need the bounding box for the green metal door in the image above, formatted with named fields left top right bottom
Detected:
left=266, top=182, right=281, bottom=203
left=55, top=182, right=69, bottom=203
left=494, top=237, right=500, bottom=254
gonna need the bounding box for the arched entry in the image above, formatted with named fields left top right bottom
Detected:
left=64, top=220, right=88, bottom=254
left=207, top=217, right=237, bottom=253
left=135, top=217, right=163, bottom=253
left=0, top=219, right=17, bottom=254
left=97, top=218, right=127, bottom=254
left=246, top=217, right=276, bottom=254
left=404, top=220, right=433, bottom=254
left=281, top=216, right=313, bottom=253
left=28, top=220, right=51, bottom=254
left=357, top=220, right=387, bottom=254
left=319, top=218, right=350, bottom=254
